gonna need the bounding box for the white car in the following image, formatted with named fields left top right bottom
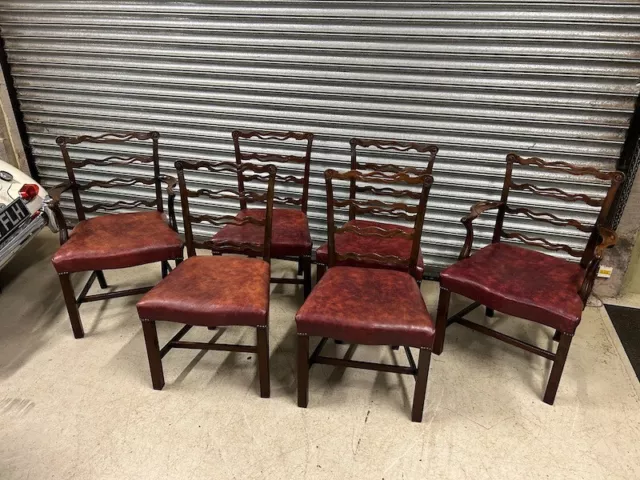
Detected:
left=0, top=159, right=58, bottom=270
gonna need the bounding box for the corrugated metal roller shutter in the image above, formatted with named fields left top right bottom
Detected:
left=1, top=1, right=639, bottom=272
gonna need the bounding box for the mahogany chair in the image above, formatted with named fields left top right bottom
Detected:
left=49, top=131, right=184, bottom=339
left=435, top=153, right=624, bottom=405
left=315, top=138, right=438, bottom=284
left=136, top=160, right=276, bottom=397
left=211, top=130, right=313, bottom=297
left=296, top=168, right=435, bottom=422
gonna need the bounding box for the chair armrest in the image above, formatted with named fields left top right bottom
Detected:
left=46, top=181, right=73, bottom=244
left=458, top=200, right=504, bottom=260
left=578, top=225, right=617, bottom=302
left=161, top=175, right=178, bottom=232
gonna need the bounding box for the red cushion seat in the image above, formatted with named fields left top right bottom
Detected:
left=51, top=211, right=183, bottom=273
left=136, top=256, right=270, bottom=327
left=316, top=219, right=425, bottom=281
left=211, top=208, right=312, bottom=257
left=296, top=266, right=434, bottom=348
left=440, top=243, right=585, bottom=333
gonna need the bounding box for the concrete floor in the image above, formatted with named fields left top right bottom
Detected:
left=1, top=231, right=640, bottom=480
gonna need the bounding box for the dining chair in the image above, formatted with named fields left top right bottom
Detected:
left=295, top=167, right=435, bottom=422
left=136, top=160, right=276, bottom=397
left=435, top=153, right=624, bottom=404
left=50, top=131, right=183, bottom=338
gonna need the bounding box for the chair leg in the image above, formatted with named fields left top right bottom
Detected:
left=486, top=308, right=494, bottom=318
left=257, top=325, right=270, bottom=398
left=302, top=256, right=312, bottom=299
left=316, top=264, right=326, bottom=284
left=175, top=257, right=183, bottom=267
left=58, top=273, right=84, bottom=339
left=411, top=348, right=432, bottom=422
left=95, top=270, right=108, bottom=289
left=433, top=287, right=451, bottom=355
left=553, top=330, right=561, bottom=342
left=161, top=261, right=169, bottom=278
left=543, top=332, right=573, bottom=405
left=141, top=320, right=165, bottom=390
left=297, top=257, right=304, bottom=276
left=297, top=333, right=310, bottom=408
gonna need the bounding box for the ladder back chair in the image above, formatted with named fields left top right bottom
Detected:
left=211, top=130, right=313, bottom=297
left=50, top=131, right=183, bottom=339
left=136, top=160, right=276, bottom=397
left=435, top=153, right=624, bottom=405
left=296, top=168, right=436, bottom=422
left=315, top=138, right=438, bottom=284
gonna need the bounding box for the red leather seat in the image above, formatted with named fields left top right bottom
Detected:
left=51, top=211, right=183, bottom=273
left=316, top=219, right=425, bottom=280
left=211, top=208, right=312, bottom=257
left=137, top=256, right=270, bottom=327
left=296, top=266, right=434, bottom=348
left=440, top=242, right=585, bottom=333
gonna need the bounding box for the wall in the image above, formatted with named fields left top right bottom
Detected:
left=0, top=61, right=27, bottom=172
left=594, top=158, right=640, bottom=298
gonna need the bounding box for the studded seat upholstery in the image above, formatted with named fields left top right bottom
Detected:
left=137, top=256, right=270, bottom=327
left=296, top=266, right=435, bottom=348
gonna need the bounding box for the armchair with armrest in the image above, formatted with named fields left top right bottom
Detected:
left=434, top=153, right=624, bottom=405
left=49, top=131, right=184, bottom=339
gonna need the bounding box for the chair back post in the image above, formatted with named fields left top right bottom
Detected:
left=409, top=174, right=434, bottom=278
left=580, top=170, right=624, bottom=268
left=232, top=130, right=248, bottom=211
left=491, top=154, right=515, bottom=244
left=262, top=165, right=277, bottom=263
left=348, top=139, right=359, bottom=221
left=324, top=169, right=338, bottom=268
left=175, top=161, right=197, bottom=258
left=151, top=131, right=163, bottom=213
left=56, top=135, right=86, bottom=221
left=300, top=134, right=314, bottom=214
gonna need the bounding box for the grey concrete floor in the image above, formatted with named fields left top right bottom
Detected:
left=1, top=230, right=640, bottom=480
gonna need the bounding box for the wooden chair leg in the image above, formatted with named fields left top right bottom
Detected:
left=297, top=333, right=310, bottom=408
left=433, top=287, right=451, bottom=355
left=543, top=332, right=573, bottom=405
left=486, top=308, right=494, bottom=317
left=175, top=257, right=183, bottom=267
left=58, top=272, right=84, bottom=339
left=316, top=264, right=326, bottom=284
left=257, top=325, right=270, bottom=398
left=297, top=257, right=304, bottom=275
left=141, top=319, right=165, bottom=390
left=553, top=330, right=562, bottom=342
left=161, top=261, right=169, bottom=278
left=411, top=348, right=432, bottom=422
left=95, top=270, right=108, bottom=289
left=302, top=256, right=312, bottom=299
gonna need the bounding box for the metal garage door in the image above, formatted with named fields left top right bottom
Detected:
left=1, top=1, right=639, bottom=273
